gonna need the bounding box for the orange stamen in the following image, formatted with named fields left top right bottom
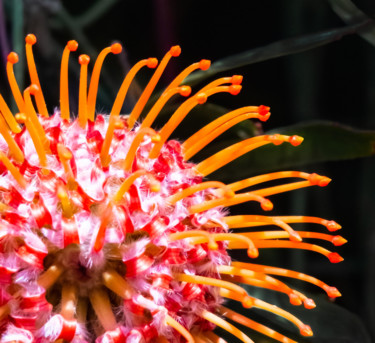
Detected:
left=169, top=230, right=218, bottom=250
left=219, top=306, right=298, bottom=343
left=15, top=113, right=48, bottom=170
left=230, top=239, right=343, bottom=263
left=219, top=288, right=254, bottom=308
left=149, top=85, right=242, bottom=159
left=189, top=192, right=273, bottom=214
left=37, top=264, right=63, bottom=289
left=165, top=314, right=194, bottom=343
left=0, top=113, right=24, bottom=163
left=196, top=135, right=303, bottom=176
left=110, top=58, right=158, bottom=118
left=165, top=59, right=211, bottom=91
left=87, top=43, right=122, bottom=121
left=78, top=54, right=90, bottom=128
left=6, top=52, right=26, bottom=113
left=0, top=151, right=27, bottom=188
left=93, top=203, right=113, bottom=252
left=140, top=86, right=191, bottom=129
left=200, top=309, right=254, bottom=343
left=232, top=261, right=342, bottom=298
left=25, top=34, right=48, bottom=117
left=60, top=284, right=78, bottom=320
left=60, top=40, right=78, bottom=121
left=199, top=75, right=243, bottom=93
left=167, top=181, right=234, bottom=205
left=102, top=269, right=133, bottom=300
left=89, top=288, right=117, bottom=331
left=184, top=109, right=271, bottom=160
left=57, top=185, right=74, bottom=218
left=122, top=128, right=160, bottom=171
left=57, top=144, right=76, bottom=190
left=127, top=46, right=181, bottom=128
left=0, top=94, right=21, bottom=133
left=112, top=170, right=148, bottom=203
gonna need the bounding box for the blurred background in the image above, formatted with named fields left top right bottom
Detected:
left=1, top=0, right=375, bottom=342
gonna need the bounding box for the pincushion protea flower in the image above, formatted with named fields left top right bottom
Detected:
left=0, top=33, right=345, bottom=343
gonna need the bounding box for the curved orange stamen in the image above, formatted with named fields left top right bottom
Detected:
left=57, top=144, right=76, bottom=190
left=0, top=114, right=24, bottom=163
left=149, top=85, right=242, bottom=159
left=0, top=151, right=27, bottom=188
left=60, top=40, right=78, bottom=121
left=87, top=43, right=122, bottom=121
left=78, top=54, right=90, bottom=128
left=0, top=93, right=21, bottom=133
left=165, top=314, right=194, bottom=343
left=25, top=34, right=49, bottom=117
left=127, top=46, right=181, bottom=128
left=196, top=135, right=303, bottom=176
left=112, top=170, right=150, bottom=203
left=89, top=288, right=117, bottom=331
left=169, top=230, right=218, bottom=250
left=6, top=52, right=26, bottom=113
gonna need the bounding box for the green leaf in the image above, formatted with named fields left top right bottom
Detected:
left=184, top=20, right=374, bottom=86
left=207, top=121, right=375, bottom=181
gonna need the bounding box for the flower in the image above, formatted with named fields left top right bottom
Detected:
left=0, top=34, right=345, bottom=343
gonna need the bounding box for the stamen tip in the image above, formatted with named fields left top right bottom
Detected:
left=26, top=33, right=37, bottom=45
left=289, top=293, right=302, bottom=306
left=261, top=199, right=273, bottom=211
left=179, top=86, right=191, bottom=97
left=229, top=85, right=242, bottom=95
left=332, top=235, right=347, bottom=246
left=289, top=231, right=302, bottom=242
left=258, top=105, right=270, bottom=116
left=147, top=58, right=158, bottom=68
left=111, top=43, right=122, bottom=54
left=199, top=59, right=211, bottom=70
left=67, top=40, right=78, bottom=52
left=326, top=220, right=341, bottom=231
left=196, top=93, right=207, bottom=104
left=304, top=298, right=316, bottom=309
left=247, top=248, right=259, bottom=259
left=78, top=54, right=90, bottom=65
left=170, top=45, right=181, bottom=57
left=300, top=324, right=313, bottom=337
left=289, top=135, right=304, bottom=146
left=231, top=75, right=243, bottom=85
left=309, top=173, right=331, bottom=187
left=7, top=52, right=19, bottom=64
left=29, top=84, right=40, bottom=95
left=325, top=286, right=342, bottom=298
left=328, top=252, right=344, bottom=263
left=242, top=296, right=253, bottom=308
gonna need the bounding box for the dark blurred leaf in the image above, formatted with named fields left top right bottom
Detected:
left=328, top=0, right=375, bottom=46
left=208, top=121, right=375, bottom=181
left=223, top=286, right=371, bottom=343
left=184, top=20, right=374, bottom=86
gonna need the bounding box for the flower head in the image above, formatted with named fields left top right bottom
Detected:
left=0, top=34, right=345, bottom=343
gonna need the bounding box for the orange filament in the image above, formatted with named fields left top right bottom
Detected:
left=57, top=144, right=76, bottom=189
left=15, top=113, right=48, bottom=170
left=250, top=297, right=313, bottom=337
left=165, top=59, right=211, bottom=91
left=87, top=43, right=122, bottom=121
left=24, top=85, right=51, bottom=153
left=232, top=261, right=342, bottom=298
left=199, top=75, right=243, bottom=93
left=93, top=203, right=113, bottom=252
left=25, top=34, right=48, bottom=117
left=200, top=309, right=254, bottom=343
left=169, top=229, right=218, bottom=249
left=274, top=216, right=341, bottom=232
left=140, top=86, right=191, bottom=129
left=123, top=128, right=160, bottom=171
left=252, top=180, right=321, bottom=198
left=196, top=135, right=303, bottom=176
left=6, top=52, right=26, bottom=113
left=110, top=58, right=158, bottom=118
left=78, top=54, right=90, bottom=128
left=223, top=215, right=302, bottom=242
left=0, top=114, right=24, bottom=163
left=0, top=303, right=10, bottom=321
left=165, top=314, right=194, bottom=343
left=57, top=185, right=74, bottom=218
left=113, top=170, right=148, bottom=203
left=60, top=284, right=78, bottom=320
left=100, top=115, right=126, bottom=167
left=102, top=269, right=133, bottom=300
left=149, top=85, right=242, bottom=159
left=174, top=273, right=249, bottom=299
left=189, top=233, right=259, bottom=258
left=183, top=106, right=269, bottom=151
left=189, top=192, right=273, bottom=214
left=60, top=40, right=78, bottom=121
left=89, top=288, right=117, bottom=331
left=241, top=230, right=347, bottom=246
left=0, top=152, right=27, bottom=188
left=167, top=181, right=234, bottom=205
left=218, top=288, right=253, bottom=308
left=231, top=239, right=343, bottom=263
left=37, top=264, right=63, bottom=289
left=0, top=94, right=21, bottom=133
left=127, top=46, right=181, bottom=128
left=219, top=306, right=298, bottom=343
left=184, top=110, right=271, bottom=160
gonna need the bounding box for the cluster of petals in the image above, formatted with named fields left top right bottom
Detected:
left=0, top=34, right=345, bottom=343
